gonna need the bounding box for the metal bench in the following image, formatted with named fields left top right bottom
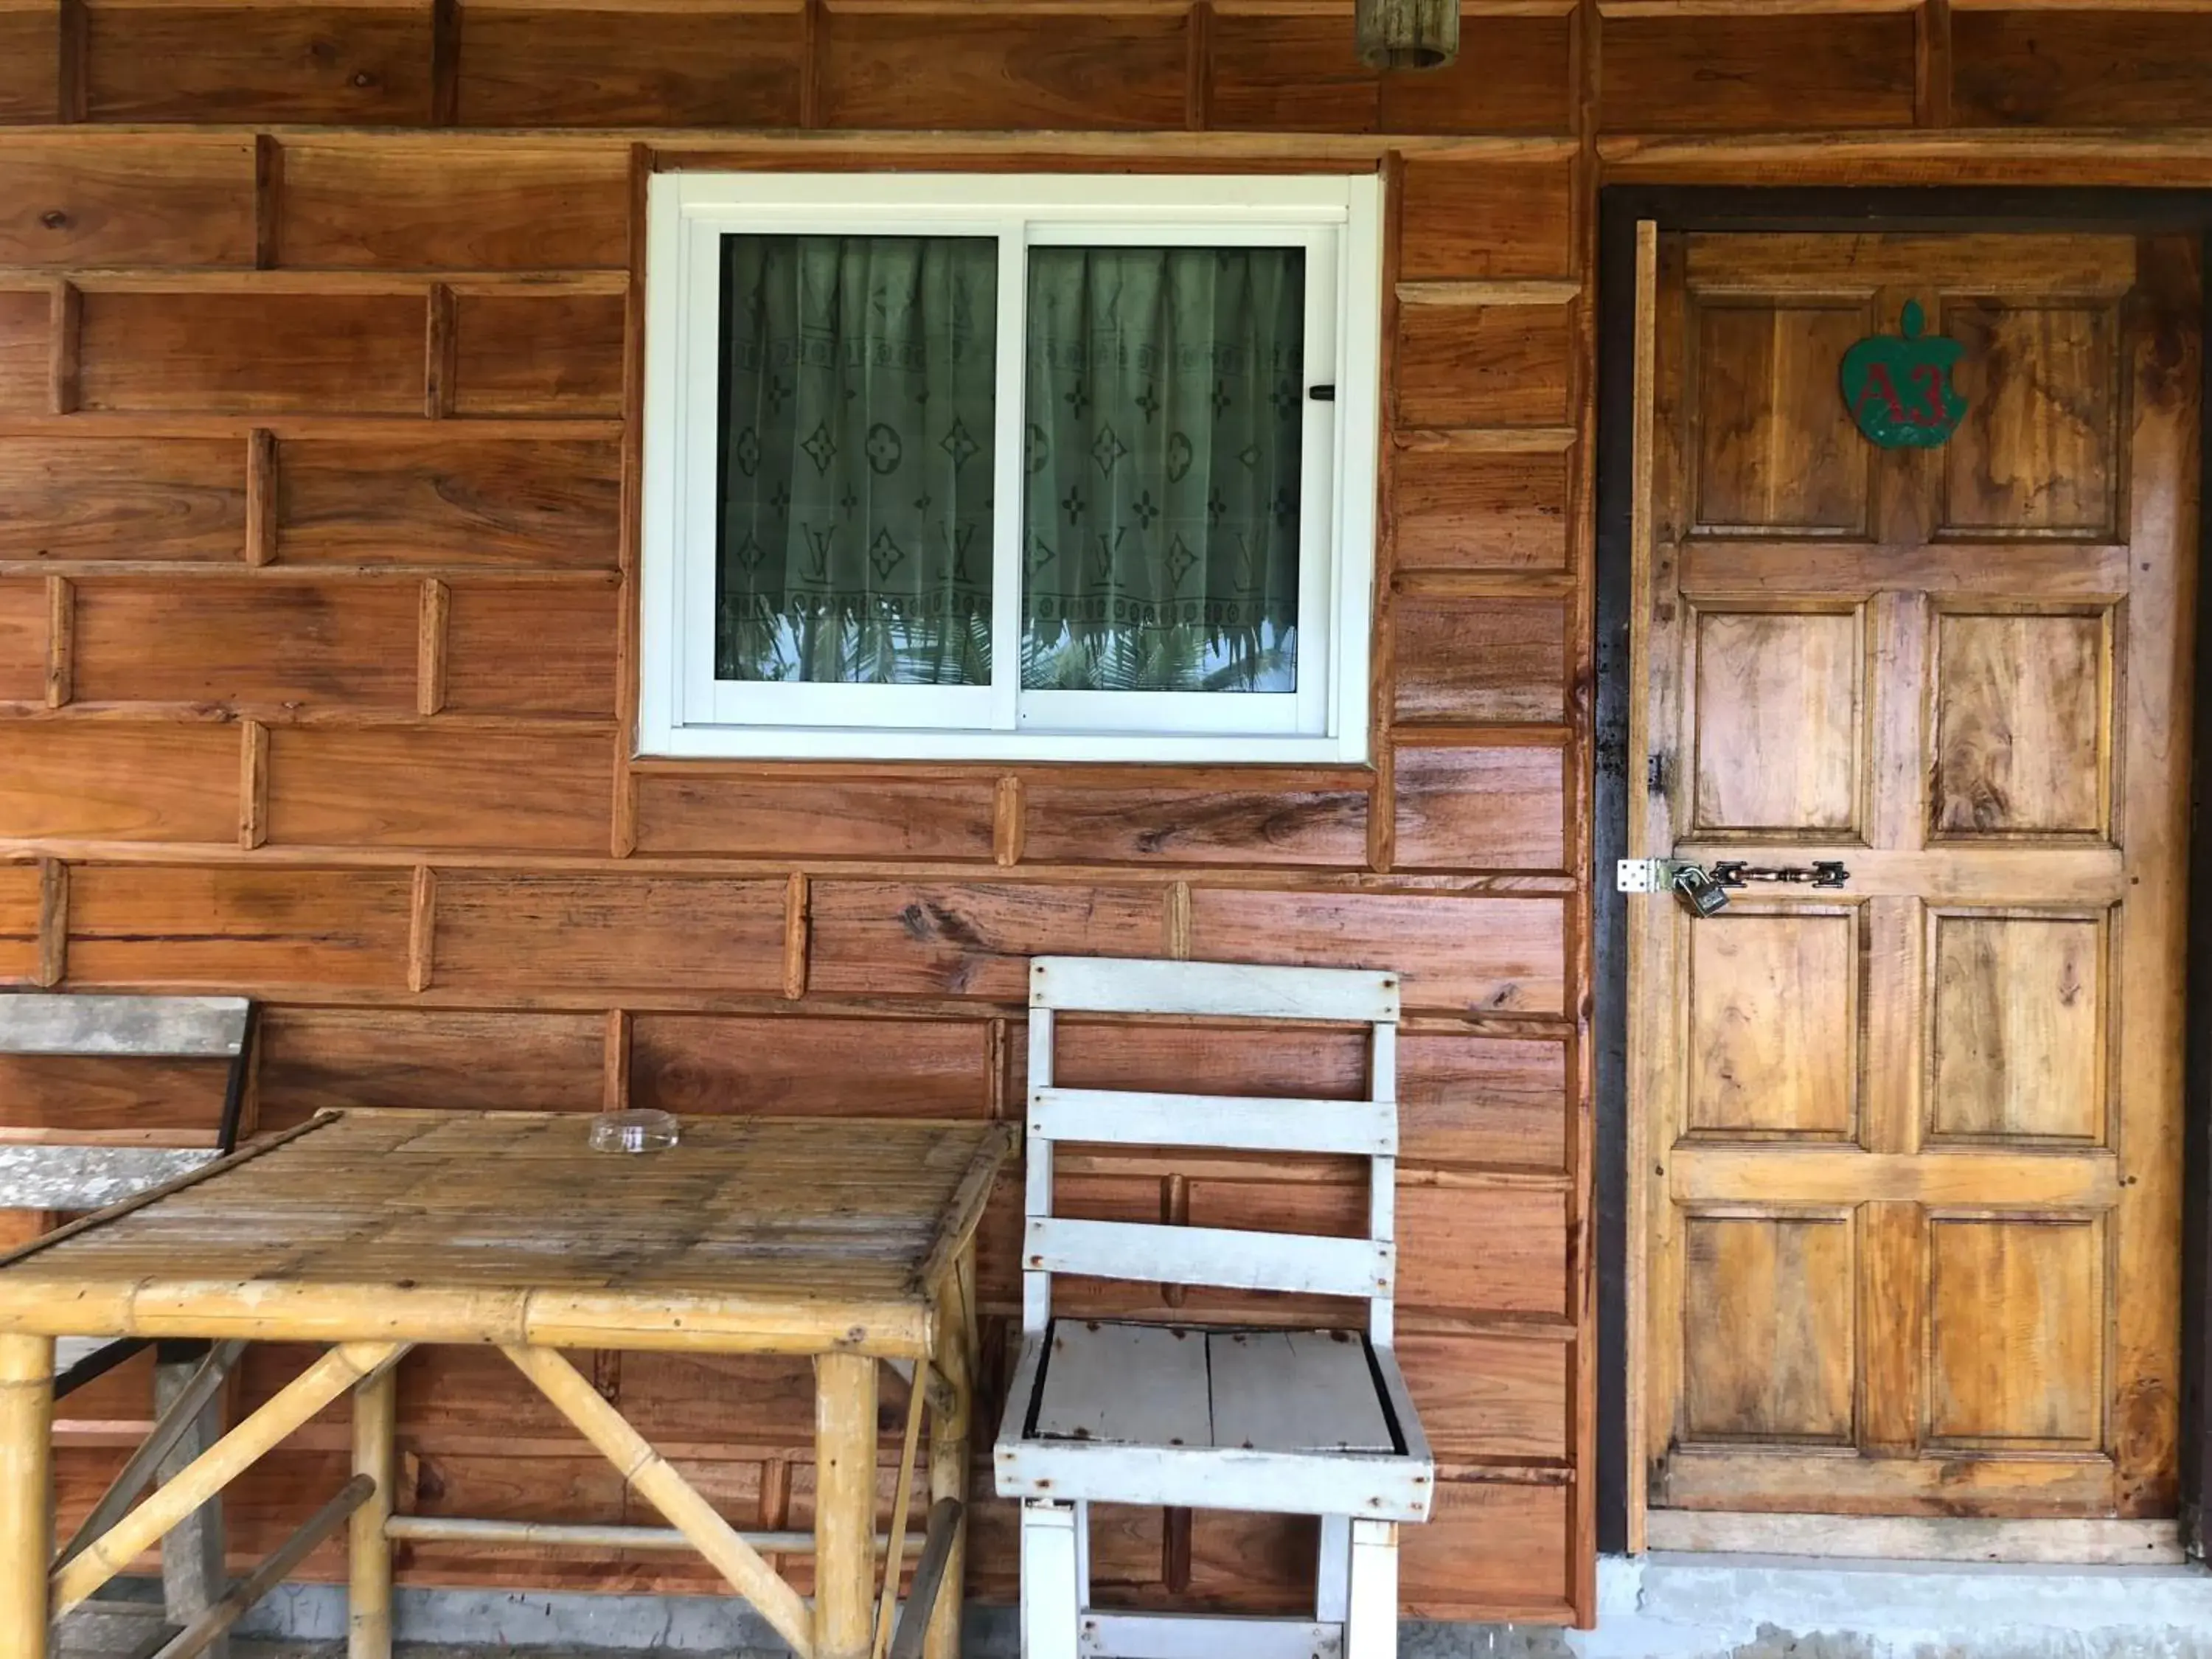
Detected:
left=995, top=957, right=1433, bottom=1659
left=0, top=991, right=256, bottom=1651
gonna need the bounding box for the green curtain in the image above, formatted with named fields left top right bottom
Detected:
left=1021, top=246, right=1306, bottom=693
left=716, top=234, right=998, bottom=684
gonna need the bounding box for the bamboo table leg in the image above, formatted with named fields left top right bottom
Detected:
left=0, top=1334, right=52, bottom=1659
left=349, top=1360, right=397, bottom=1659
left=815, top=1352, right=879, bottom=1659
left=923, top=1248, right=973, bottom=1659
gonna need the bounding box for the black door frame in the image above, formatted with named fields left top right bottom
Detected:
left=1593, top=186, right=2212, bottom=1557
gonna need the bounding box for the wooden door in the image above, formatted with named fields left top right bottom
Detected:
left=1629, top=231, right=2200, bottom=1524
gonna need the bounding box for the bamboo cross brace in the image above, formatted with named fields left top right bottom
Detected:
left=871, top=1359, right=929, bottom=1659
left=500, top=1343, right=814, bottom=1659
left=52, top=1340, right=406, bottom=1617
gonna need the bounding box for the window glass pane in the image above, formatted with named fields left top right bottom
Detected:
left=1022, top=246, right=1305, bottom=693
left=716, top=234, right=998, bottom=684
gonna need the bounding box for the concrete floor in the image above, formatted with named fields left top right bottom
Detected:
left=62, top=1556, right=2212, bottom=1659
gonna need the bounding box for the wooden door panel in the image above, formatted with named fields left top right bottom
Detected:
left=1927, top=911, right=2109, bottom=1147
left=1927, top=1216, right=2106, bottom=1450
left=1931, top=610, right=2112, bottom=839
left=1686, top=908, right=1858, bottom=1141
left=1689, top=608, right=1865, bottom=837
left=1635, top=229, right=2197, bottom=1526
left=1941, top=299, right=2121, bottom=538
left=1692, top=301, right=1874, bottom=535
left=1680, top=1213, right=1856, bottom=1445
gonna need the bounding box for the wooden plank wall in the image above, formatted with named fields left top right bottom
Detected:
left=1, top=0, right=2211, bottom=1629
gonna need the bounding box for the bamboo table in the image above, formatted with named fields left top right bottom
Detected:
left=0, top=1109, right=1014, bottom=1659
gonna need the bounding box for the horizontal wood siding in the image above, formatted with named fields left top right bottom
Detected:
left=7, top=0, right=2198, bottom=1630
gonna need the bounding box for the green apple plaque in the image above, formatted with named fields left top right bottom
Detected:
left=1840, top=299, right=1967, bottom=450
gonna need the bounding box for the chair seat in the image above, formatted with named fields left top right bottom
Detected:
left=995, top=1320, right=1433, bottom=1522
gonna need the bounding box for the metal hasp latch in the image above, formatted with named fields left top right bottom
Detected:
left=1617, top=857, right=1852, bottom=919
left=1711, top=860, right=1851, bottom=889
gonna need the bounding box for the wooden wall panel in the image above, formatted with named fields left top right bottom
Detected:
left=821, top=5, right=1189, bottom=130
left=629, top=1014, right=993, bottom=1116
left=1599, top=12, right=1919, bottom=133
left=1397, top=305, right=1576, bottom=429
left=456, top=4, right=805, bottom=128
left=279, top=145, right=630, bottom=270
left=257, top=1006, right=608, bottom=1124
left=0, top=578, right=49, bottom=700
left=1398, top=1184, right=1571, bottom=1318
left=633, top=773, right=998, bottom=860
left=0, top=1051, right=231, bottom=1133
left=441, top=582, right=619, bottom=716
left=431, top=873, right=788, bottom=993
left=1399, top=161, right=1574, bottom=281
left=1393, top=598, right=1570, bottom=726
left=1186, top=889, right=1566, bottom=1016
left=265, top=727, right=612, bottom=852
left=70, top=580, right=418, bottom=712
left=1208, top=11, right=1377, bottom=133
left=1394, top=447, right=1572, bottom=571
left=0, top=726, right=240, bottom=843
left=1398, top=1332, right=1571, bottom=1462
left=1020, top=773, right=1368, bottom=866
left=82, top=3, right=435, bottom=122
left=0, top=4, right=58, bottom=123
left=1402, top=1480, right=1573, bottom=1619
left=276, top=437, right=622, bottom=569
left=1402, top=1032, right=1571, bottom=1175
left=810, top=881, right=1165, bottom=999
left=0, top=864, right=38, bottom=984
left=0, top=290, right=49, bottom=412
left=0, top=439, right=248, bottom=563
left=1954, top=11, right=2212, bottom=128
left=1376, top=14, right=1573, bottom=135
left=1393, top=744, right=1566, bottom=871
left=450, top=291, right=626, bottom=417
left=78, top=292, right=426, bottom=415
left=66, top=865, right=414, bottom=989
left=1, top=139, right=258, bottom=267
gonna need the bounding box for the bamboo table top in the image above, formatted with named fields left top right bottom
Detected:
left=0, top=1110, right=1014, bottom=1359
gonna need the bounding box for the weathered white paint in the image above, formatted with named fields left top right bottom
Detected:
left=1034, top=1323, right=1210, bottom=1449
left=1208, top=1330, right=1394, bottom=1453
left=1029, top=1088, right=1397, bottom=1156
left=1023, top=1217, right=1394, bottom=1300
left=0, top=994, right=248, bottom=1057
left=1345, top=1520, right=1397, bottom=1659
left=1029, top=959, right=1399, bottom=1023
left=1078, top=1612, right=1342, bottom=1658
left=995, top=1435, right=1431, bottom=1520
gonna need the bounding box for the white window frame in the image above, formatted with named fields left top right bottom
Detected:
left=639, top=171, right=1382, bottom=764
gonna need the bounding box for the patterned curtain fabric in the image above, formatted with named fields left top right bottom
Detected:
left=1022, top=246, right=1306, bottom=692
left=716, top=234, right=998, bottom=684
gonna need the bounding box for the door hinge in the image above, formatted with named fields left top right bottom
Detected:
left=1646, top=752, right=1671, bottom=796
left=1615, top=858, right=1675, bottom=894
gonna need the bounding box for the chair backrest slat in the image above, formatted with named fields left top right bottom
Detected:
left=0, top=995, right=250, bottom=1059
left=1029, top=1088, right=1397, bottom=1157
left=1024, top=956, right=1399, bottom=1342
left=0, top=993, right=255, bottom=1212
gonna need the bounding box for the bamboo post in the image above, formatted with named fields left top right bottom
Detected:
left=499, top=1344, right=814, bottom=1659
left=814, top=1352, right=878, bottom=1659
left=53, top=1340, right=406, bottom=1617
left=154, top=1475, right=375, bottom=1659
left=0, top=1334, right=52, bottom=1659
left=870, top=1362, right=929, bottom=1659
left=349, top=1360, right=397, bottom=1659
left=921, top=1252, right=972, bottom=1659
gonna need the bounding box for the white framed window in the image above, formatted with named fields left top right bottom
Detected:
left=639, top=171, right=1382, bottom=763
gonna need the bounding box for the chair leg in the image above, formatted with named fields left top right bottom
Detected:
left=1020, top=1500, right=1080, bottom=1659
left=1344, top=1519, right=1398, bottom=1659
left=154, top=1340, right=228, bottom=1659
left=1315, top=1514, right=1351, bottom=1624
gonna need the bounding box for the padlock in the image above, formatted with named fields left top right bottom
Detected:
left=1672, top=863, right=1729, bottom=918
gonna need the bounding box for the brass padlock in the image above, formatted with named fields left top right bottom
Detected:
left=1672, top=863, right=1729, bottom=918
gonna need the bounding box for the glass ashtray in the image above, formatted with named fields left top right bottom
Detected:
left=588, top=1108, right=681, bottom=1155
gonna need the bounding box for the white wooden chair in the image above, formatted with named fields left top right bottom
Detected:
left=995, top=956, right=1432, bottom=1659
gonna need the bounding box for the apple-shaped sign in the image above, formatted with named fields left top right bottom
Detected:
left=1840, top=299, right=1966, bottom=449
